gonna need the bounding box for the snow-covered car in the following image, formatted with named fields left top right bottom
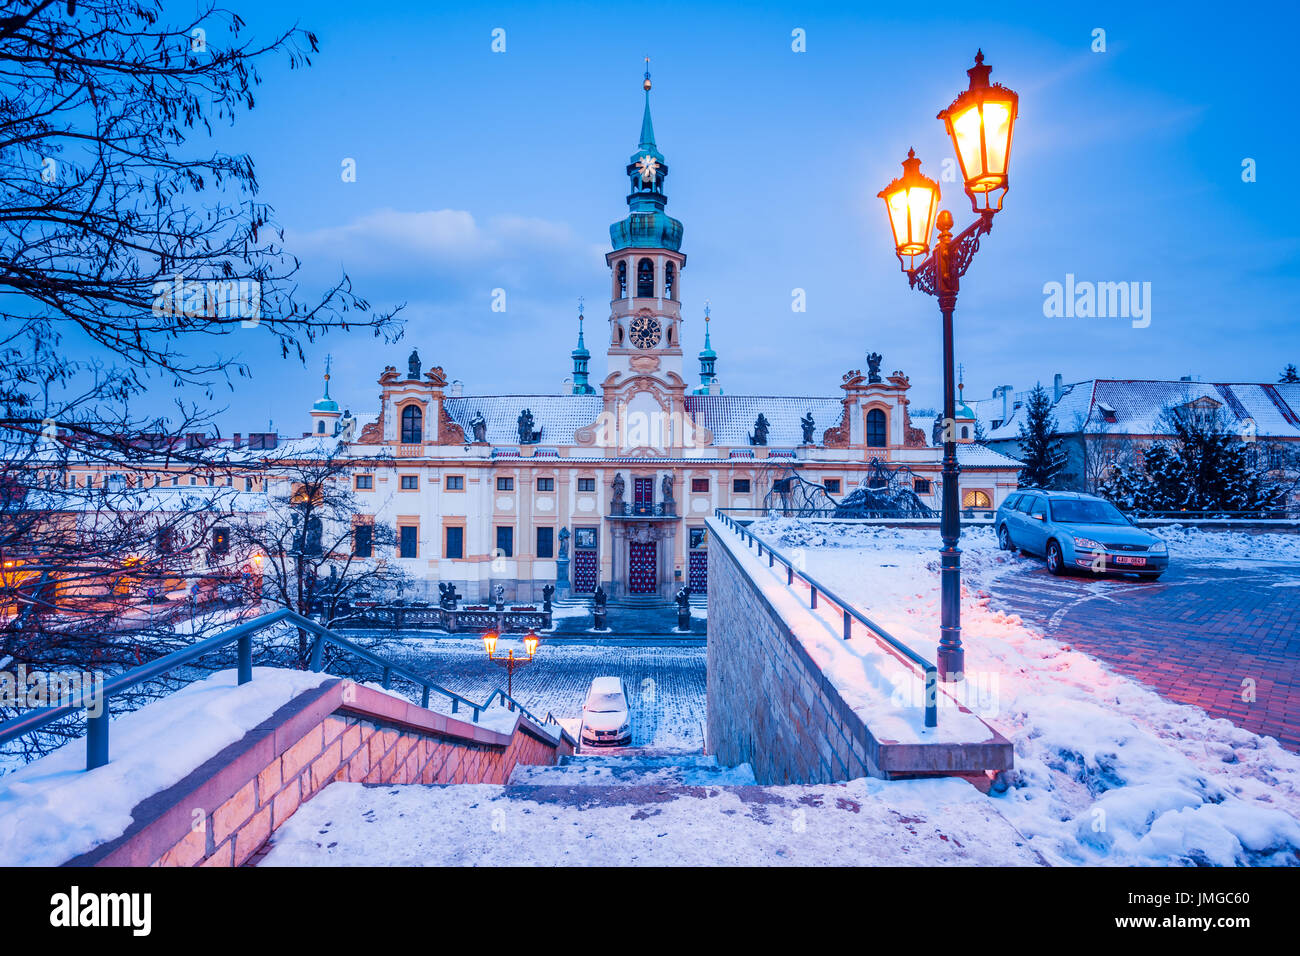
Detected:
left=579, top=676, right=632, bottom=747
left=996, top=490, right=1169, bottom=580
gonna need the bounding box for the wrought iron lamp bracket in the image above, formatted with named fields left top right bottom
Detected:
left=906, top=210, right=995, bottom=308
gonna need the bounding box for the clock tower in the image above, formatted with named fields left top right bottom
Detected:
left=604, top=63, right=686, bottom=385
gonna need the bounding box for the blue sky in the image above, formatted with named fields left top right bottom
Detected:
left=164, top=0, right=1296, bottom=433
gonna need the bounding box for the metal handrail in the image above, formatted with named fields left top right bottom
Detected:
left=712, top=510, right=938, bottom=728
left=0, top=608, right=562, bottom=771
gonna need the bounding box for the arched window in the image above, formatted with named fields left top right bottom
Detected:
left=866, top=409, right=887, bottom=447
left=637, top=258, right=654, bottom=298
left=963, top=490, right=992, bottom=509
left=616, top=261, right=627, bottom=298
left=664, top=262, right=675, bottom=300
left=401, top=405, right=423, bottom=443
left=317, top=420, right=325, bottom=434
left=960, top=425, right=969, bottom=439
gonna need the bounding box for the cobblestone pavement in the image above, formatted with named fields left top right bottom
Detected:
left=384, top=638, right=707, bottom=750
left=986, top=556, right=1300, bottom=753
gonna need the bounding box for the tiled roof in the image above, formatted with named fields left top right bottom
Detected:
left=443, top=394, right=846, bottom=449
left=684, top=395, right=844, bottom=446
left=982, top=380, right=1300, bottom=441
left=956, top=444, right=1022, bottom=468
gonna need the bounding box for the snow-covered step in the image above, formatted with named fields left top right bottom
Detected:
left=560, top=752, right=719, bottom=769
left=506, top=761, right=757, bottom=787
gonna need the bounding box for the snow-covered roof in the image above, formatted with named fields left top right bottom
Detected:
left=444, top=394, right=846, bottom=449
left=956, top=444, right=1022, bottom=468
left=983, top=380, right=1300, bottom=441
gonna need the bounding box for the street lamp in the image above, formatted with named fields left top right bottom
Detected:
left=483, top=628, right=540, bottom=699
left=878, top=50, right=1019, bottom=683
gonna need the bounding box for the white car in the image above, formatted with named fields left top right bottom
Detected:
left=579, top=676, right=632, bottom=747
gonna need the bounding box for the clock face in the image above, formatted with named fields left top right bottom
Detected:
left=629, top=315, right=662, bottom=349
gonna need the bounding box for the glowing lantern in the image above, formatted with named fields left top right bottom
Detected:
left=877, top=148, right=940, bottom=272
left=523, top=630, right=539, bottom=658
left=936, top=51, right=1019, bottom=214
left=482, top=630, right=498, bottom=656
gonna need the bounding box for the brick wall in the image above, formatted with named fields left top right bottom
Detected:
left=68, top=680, right=574, bottom=867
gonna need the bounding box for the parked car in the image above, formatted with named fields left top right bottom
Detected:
left=995, top=490, right=1169, bottom=580
left=579, top=676, right=632, bottom=747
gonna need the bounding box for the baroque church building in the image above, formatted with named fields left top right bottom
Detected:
left=291, top=74, right=1022, bottom=603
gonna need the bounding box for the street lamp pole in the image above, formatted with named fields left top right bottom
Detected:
left=877, top=51, right=1019, bottom=683
left=483, top=629, right=540, bottom=700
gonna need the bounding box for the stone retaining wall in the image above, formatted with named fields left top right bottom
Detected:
left=67, top=680, right=574, bottom=867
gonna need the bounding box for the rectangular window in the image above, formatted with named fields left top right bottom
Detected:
left=445, top=475, right=464, bottom=490
left=353, top=524, right=373, bottom=558
left=536, top=527, right=554, bottom=558
left=823, top=478, right=842, bottom=494
left=914, top=478, right=932, bottom=495
left=355, top=474, right=374, bottom=490
left=399, top=526, right=418, bottom=558
left=691, top=478, right=710, bottom=493
left=497, top=477, right=514, bottom=491
left=577, top=478, right=596, bottom=492
left=536, top=477, right=555, bottom=491
left=495, top=526, right=514, bottom=558
left=445, top=526, right=464, bottom=559
left=732, top=479, right=751, bottom=493
left=400, top=475, right=418, bottom=490
left=212, top=527, right=229, bottom=554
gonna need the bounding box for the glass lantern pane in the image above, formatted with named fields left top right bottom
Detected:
left=906, top=186, right=935, bottom=252
left=982, top=101, right=1013, bottom=178
left=952, top=105, right=985, bottom=185
left=887, top=190, right=911, bottom=249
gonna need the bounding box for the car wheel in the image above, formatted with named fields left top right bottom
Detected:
left=1046, top=540, right=1066, bottom=576
left=998, top=524, right=1014, bottom=551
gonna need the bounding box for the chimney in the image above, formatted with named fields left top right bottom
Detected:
left=992, top=385, right=1013, bottom=425
left=1053, top=373, right=1064, bottom=401
left=232, top=433, right=242, bottom=450
left=185, top=432, right=205, bottom=450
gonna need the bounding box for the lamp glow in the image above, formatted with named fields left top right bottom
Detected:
left=937, top=51, right=1018, bottom=214
left=877, top=148, right=940, bottom=273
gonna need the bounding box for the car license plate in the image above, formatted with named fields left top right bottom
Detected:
left=1113, top=555, right=1146, bottom=566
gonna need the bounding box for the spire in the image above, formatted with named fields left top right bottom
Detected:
left=693, top=301, right=720, bottom=394
left=639, top=57, right=656, bottom=150
left=313, top=354, right=339, bottom=412
left=570, top=298, right=595, bottom=395
left=611, top=61, right=682, bottom=251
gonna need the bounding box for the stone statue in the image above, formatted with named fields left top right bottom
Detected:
left=408, top=349, right=422, bottom=380
left=437, top=582, right=461, bottom=610
left=750, top=413, right=770, bottom=446
left=800, top=412, right=815, bottom=445
left=558, top=527, right=570, bottom=559
left=931, top=416, right=944, bottom=447
left=661, top=473, right=674, bottom=503
left=611, top=472, right=625, bottom=508
left=866, top=352, right=883, bottom=384
left=335, top=408, right=356, bottom=442
left=593, top=584, right=607, bottom=610
left=469, top=411, right=487, bottom=443
left=675, top=585, right=691, bottom=611
left=517, top=408, right=541, bottom=444
left=493, top=584, right=505, bottom=608
left=542, top=584, right=555, bottom=612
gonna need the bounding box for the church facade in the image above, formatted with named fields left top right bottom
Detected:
left=299, top=74, right=1022, bottom=603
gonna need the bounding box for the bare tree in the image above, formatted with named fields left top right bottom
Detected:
left=1072, top=410, right=1133, bottom=494
left=227, top=443, right=410, bottom=668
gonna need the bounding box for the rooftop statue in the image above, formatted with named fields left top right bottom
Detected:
left=867, top=352, right=883, bottom=384
left=408, top=349, right=421, bottom=380
left=750, top=413, right=769, bottom=446
left=800, top=412, right=815, bottom=445
left=469, top=412, right=487, bottom=443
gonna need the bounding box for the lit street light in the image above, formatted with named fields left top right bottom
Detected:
left=877, top=50, right=1019, bottom=683
left=483, top=628, right=540, bottom=699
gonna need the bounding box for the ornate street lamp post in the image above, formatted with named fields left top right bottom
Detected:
left=878, top=51, right=1019, bottom=683
left=482, top=629, right=540, bottom=699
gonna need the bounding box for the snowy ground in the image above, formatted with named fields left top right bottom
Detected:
left=747, top=517, right=1300, bottom=867
left=259, top=774, right=1044, bottom=867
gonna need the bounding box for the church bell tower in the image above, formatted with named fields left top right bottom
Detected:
left=605, top=62, right=686, bottom=384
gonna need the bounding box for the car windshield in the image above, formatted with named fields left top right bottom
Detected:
left=1049, top=499, right=1129, bottom=525
left=585, top=691, right=626, bottom=713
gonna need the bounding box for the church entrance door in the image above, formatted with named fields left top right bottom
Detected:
left=628, top=541, right=656, bottom=594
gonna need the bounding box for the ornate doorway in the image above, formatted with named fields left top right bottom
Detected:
left=628, top=541, right=656, bottom=594
left=572, top=527, right=598, bottom=593
left=633, top=477, right=654, bottom=515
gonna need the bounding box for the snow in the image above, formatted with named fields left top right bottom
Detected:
left=0, top=668, right=329, bottom=867
left=746, top=517, right=1300, bottom=867
left=258, top=773, right=1045, bottom=867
